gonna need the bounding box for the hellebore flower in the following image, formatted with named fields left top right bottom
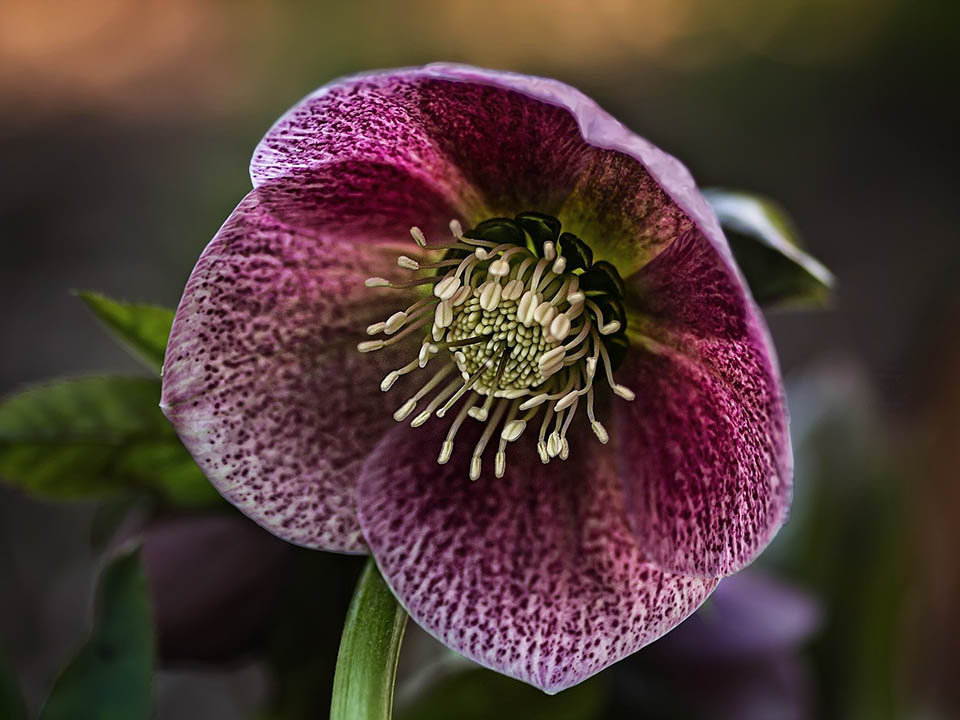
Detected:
left=161, top=64, right=791, bottom=692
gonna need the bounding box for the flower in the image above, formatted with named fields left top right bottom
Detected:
left=160, top=63, right=792, bottom=693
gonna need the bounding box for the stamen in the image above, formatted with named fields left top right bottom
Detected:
left=411, top=377, right=461, bottom=427
left=363, top=214, right=634, bottom=477
left=410, top=226, right=428, bottom=247
left=470, top=399, right=508, bottom=481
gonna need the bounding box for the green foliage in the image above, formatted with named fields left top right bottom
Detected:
left=0, top=377, right=218, bottom=508
left=40, top=548, right=154, bottom=720
left=396, top=669, right=603, bottom=720
left=704, top=188, right=835, bottom=308
left=331, top=558, right=408, bottom=720
left=76, top=292, right=174, bottom=374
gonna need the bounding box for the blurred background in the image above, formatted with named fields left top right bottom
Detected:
left=1, top=0, right=957, bottom=718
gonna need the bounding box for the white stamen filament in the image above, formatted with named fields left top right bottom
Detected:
left=359, top=219, right=635, bottom=479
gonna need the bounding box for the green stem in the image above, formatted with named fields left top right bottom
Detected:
left=330, top=558, right=408, bottom=720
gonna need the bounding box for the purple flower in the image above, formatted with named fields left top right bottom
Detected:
left=160, top=64, right=791, bottom=693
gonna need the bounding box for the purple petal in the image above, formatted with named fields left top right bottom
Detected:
left=613, top=228, right=792, bottom=577
left=251, top=64, right=736, bottom=275
left=356, top=422, right=717, bottom=694
left=161, top=190, right=431, bottom=552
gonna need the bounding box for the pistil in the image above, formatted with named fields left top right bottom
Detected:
left=357, top=214, right=635, bottom=480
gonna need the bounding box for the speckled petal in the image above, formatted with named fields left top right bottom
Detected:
left=160, top=188, right=444, bottom=552
left=356, top=422, right=717, bottom=694
left=250, top=65, right=678, bottom=233
left=614, top=228, right=792, bottom=578
left=252, top=64, right=740, bottom=277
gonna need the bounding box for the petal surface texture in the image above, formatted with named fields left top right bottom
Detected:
left=161, top=187, right=454, bottom=551
left=357, top=423, right=718, bottom=693
left=617, top=228, right=792, bottom=577
left=166, top=63, right=791, bottom=588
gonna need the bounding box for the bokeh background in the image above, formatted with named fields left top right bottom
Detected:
left=1, top=1, right=957, bottom=718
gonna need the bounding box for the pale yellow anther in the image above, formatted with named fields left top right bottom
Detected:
left=418, top=343, right=431, bottom=367
left=449, top=219, right=463, bottom=238
left=435, top=301, right=453, bottom=329
left=366, top=322, right=386, bottom=335
left=613, top=384, right=636, bottom=401
left=600, top=321, right=621, bottom=335
left=550, top=314, right=572, bottom=343
left=469, top=456, right=482, bottom=481
left=520, top=394, right=549, bottom=411
left=495, top=451, right=506, bottom=478
left=538, top=346, right=566, bottom=368
left=543, top=241, right=557, bottom=261
left=534, top=303, right=557, bottom=327
left=467, top=406, right=488, bottom=421
left=547, top=432, right=562, bottom=458
left=552, top=256, right=567, bottom=275
left=411, top=410, right=432, bottom=427
left=489, top=259, right=511, bottom=277
left=518, top=291, right=540, bottom=325
left=398, top=255, right=420, bottom=270
left=380, top=371, right=400, bottom=392
left=500, top=420, right=526, bottom=442
left=591, top=421, right=609, bottom=444
left=357, top=340, right=384, bottom=353
left=365, top=277, right=390, bottom=288
left=479, top=282, right=502, bottom=311
left=384, top=311, right=407, bottom=334
left=393, top=399, right=417, bottom=422
left=438, top=440, right=454, bottom=464
left=434, top=276, right=461, bottom=300
left=537, top=441, right=550, bottom=464
left=566, top=291, right=585, bottom=306
left=555, top=390, right=579, bottom=412
left=586, top=356, right=598, bottom=378
left=502, top=279, right=524, bottom=300
left=410, top=227, right=427, bottom=247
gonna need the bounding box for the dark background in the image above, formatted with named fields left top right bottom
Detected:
left=1, top=1, right=957, bottom=717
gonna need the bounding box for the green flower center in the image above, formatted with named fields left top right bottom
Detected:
left=358, top=213, right=634, bottom=480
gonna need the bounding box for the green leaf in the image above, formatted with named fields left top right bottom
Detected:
left=76, top=292, right=174, bottom=374
left=331, top=558, right=408, bottom=720
left=40, top=548, right=154, bottom=720
left=704, top=188, right=835, bottom=308
left=0, top=649, right=27, bottom=720
left=0, top=377, right=220, bottom=508
left=396, top=669, right=603, bottom=720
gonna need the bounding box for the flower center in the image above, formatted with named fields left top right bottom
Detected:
left=357, top=213, right=634, bottom=480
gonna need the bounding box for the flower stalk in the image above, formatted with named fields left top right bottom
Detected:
left=331, top=558, right=408, bottom=720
